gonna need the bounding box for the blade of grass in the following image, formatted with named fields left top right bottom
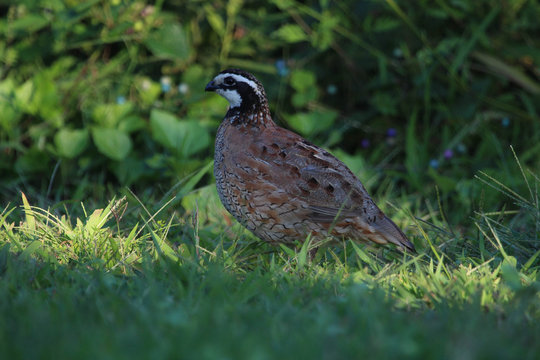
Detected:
left=450, top=8, right=499, bottom=74
left=21, top=193, right=36, bottom=232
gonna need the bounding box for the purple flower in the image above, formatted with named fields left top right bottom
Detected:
left=443, top=149, right=453, bottom=159
left=386, top=128, right=397, bottom=138
left=275, top=60, right=289, bottom=77
left=429, top=159, right=439, bottom=169
left=361, top=138, right=370, bottom=148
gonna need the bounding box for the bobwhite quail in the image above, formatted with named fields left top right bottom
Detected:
left=205, top=69, right=415, bottom=252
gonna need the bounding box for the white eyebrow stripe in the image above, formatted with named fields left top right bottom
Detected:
left=214, top=73, right=262, bottom=97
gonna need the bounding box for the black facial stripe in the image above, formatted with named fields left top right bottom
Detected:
left=235, top=82, right=261, bottom=111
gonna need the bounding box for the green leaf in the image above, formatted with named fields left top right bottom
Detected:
left=150, top=109, right=209, bottom=158
left=285, top=110, right=337, bottom=137
left=272, top=24, right=308, bottom=43
left=9, top=13, right=49, bottom=33
left=290, top=70, right=316, bottom=92
left=290, top=70, right=318, bottom=107
left=351, top=241, right=380, bottom=272
left=291, top=87, right=318, bottom=107
left=172, top=160, right=214, bottom=206
left=150, top=226, right=177, bottom=261
left=226, top=0, right=243, bottom=16
left=369, top=91, right=398, bottom=116
left=144, top=23, right=191, bottom=61
left=331, top=149, right=373, bottom=180
left=85, top=209, right=106, bottom=232
left=112, top=156, right=146, bottom=184
left=428, top=168, right=458, bottom=192
left=20, top=241, right=42, bottom=260
left=472, top=51, right=540, bottom=94
left=372, top=17, right=401, bottom=32
left=204, top=4, right=225, bottom=36
left=21, top=192, right=36, bottom=232
left=0, top=78, right=16, bottom=97
left=312, top=12, right=338, bottom=50
left=450, top=7, right=499, bottom=74
left=279, top=244, right=296, bottom=257
left=179, top=123, right=210, bottom=156
left=54, top=129, right=89, bottom=159
left=15, top=80, right=34, bottom=112
left=15, top=148, right=50, bottom=173
left=181, top=184, right=217, bottom=217
left=92, top=103, right=134, bottom=128
left=150, top=109, right=181, bottom=148
left=32, top=72, right=62, bottom=125
left=136, top=77, right=161, bottom=106
left=522, top=249, right=540, bottom=272
left=187, top=95, right=229, bottom=119
left=91, top=127, right=132, bottom=161
left=271, top=0, right=295, bottom=10
left=501, top=257, right=522, bottom=290
left=0, top=78, right=21, bottom=130
left=404, top=110, right=424, bottom=190
left=118, top=115, right=146, bottom=133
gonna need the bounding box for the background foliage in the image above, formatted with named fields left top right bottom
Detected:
left=1, top=0, right=540, bottom=358
left=2, top=0, right=539, bottom=207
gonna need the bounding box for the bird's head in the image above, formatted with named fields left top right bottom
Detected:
left=205, top=69, right=267, bottom=113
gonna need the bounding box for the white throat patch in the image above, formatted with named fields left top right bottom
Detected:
left=216, top=88, right=242, bottom=108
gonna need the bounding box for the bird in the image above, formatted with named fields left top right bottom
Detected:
left=205, top=68, right=415, bottom=253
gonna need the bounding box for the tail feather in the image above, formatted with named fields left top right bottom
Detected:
left=372, top=215, right=416, bottom=253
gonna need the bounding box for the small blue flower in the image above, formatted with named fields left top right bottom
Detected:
left=501, top=117, right=510, bottom=127
left=443, top=149, right=453, bottom=159
left=386, top=128, right=397, bottom=138
left=429, top=159, right=439, bottom=169
left=326, top=84, right=337, bottom=95
left=160, top=76, right=172, bottom=93
left=116, top=96, right=126, bottom=105
left=361, top=138, right=370, bottom=148
left=275, top=60, right=289, bottom=77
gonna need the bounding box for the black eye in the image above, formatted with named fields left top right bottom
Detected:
left=224, top=77, right=236, bottom=86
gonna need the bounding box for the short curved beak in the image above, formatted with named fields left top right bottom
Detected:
left=205, top=81, right=218, bottom=92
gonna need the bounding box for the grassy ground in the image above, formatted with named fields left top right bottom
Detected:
left=1, top=177, right=539, bottom=359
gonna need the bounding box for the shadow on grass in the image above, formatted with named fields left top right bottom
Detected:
left=0, top=243, right=539, bottom=360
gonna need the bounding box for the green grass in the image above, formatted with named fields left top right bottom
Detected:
left=1, top=174, right=539, bottom=359
left=1, top=254, right=538, bottom=360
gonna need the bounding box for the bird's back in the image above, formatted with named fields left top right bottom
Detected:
left=215, top=115, right=414, bottom=251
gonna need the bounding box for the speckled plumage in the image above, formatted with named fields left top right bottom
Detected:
left=206, top=69, right=414, bottom=252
